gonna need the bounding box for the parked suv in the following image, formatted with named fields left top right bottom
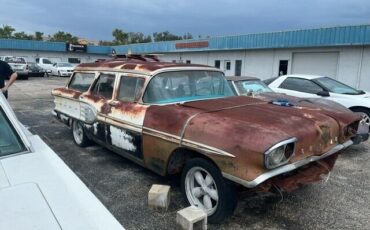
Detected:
left=52, top=55, right=365, bottom=223
left=3, top=56, right=29, bottom=80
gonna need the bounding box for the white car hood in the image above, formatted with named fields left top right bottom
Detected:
left=57, top=67, right=74, bottom=71
left=0, top=134, right=124, bottom=230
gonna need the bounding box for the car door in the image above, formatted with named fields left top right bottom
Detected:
left=274, top=77, right=324, bottom=98
left=80, top=73, right=117, bottom=144
left=103, top=74, right=147, bottom=162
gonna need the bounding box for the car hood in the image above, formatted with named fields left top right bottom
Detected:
left=0, top=135, right=124, bottom=230
left=57, top=67, right=74, bottom=71
left=145, top=96, right=360, bottom=155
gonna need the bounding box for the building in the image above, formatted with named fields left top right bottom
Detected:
left=114, top=24, right=370, bottom=91
left=1, top=24, right=370, bottom=90
left=0, top=39, right=111, bottom=64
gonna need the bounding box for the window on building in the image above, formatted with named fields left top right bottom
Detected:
left=225, top=61, right=231, bottom=70
left=215, top=60, right=220, bottom=69
left=68, top=72, right=95, bottom=92
left=92, top=74, right=116, bottom=99
left=118, top=76, right=145, bottom=102
left=172, top=60, right=176, bottom=63
left=278, top=60, right=288, bottom=75
left=235, top=60, right=242, bottom=76
left=279, top=77, right=323, bottom=94
left=186, top=60, right=191, bottom=64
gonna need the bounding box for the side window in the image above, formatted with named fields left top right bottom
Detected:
left=43, top=59, right=52, bottom=64
left=280, top=78, right=323, bottom=94
left=92, top=74, right=116, bottom=99
left=69, top=72, right=95, bottom=92
left=118, top=76, right=145, bottom=102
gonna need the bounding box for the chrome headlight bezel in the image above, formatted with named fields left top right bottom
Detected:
left=264, top=137, right=297, bottom=169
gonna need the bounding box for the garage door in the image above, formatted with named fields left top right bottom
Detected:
left=292, top=52, right=339, bottom=78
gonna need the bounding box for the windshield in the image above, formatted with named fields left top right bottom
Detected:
left=58, top=63, right=73, bottom=67
left=143, top=71, right=235, bottom=104
left=315, top=77, right=364, bottom=95
left=5, top=57, right=26, bottom=64
left=0, top=108, right=27, bottom=157
left=233, top=80, right=273, bottom=95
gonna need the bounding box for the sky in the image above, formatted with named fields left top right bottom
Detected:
left=0, top=0, right=369, bottom=41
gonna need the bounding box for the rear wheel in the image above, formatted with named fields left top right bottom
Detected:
left=181, top=158, right=237, bottom=223
left=72, top=120, right=90, bottom=147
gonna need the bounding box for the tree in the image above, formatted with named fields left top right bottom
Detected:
left=0, top=25, right=15, bottom=38
left=50, top=31, right=79, bottom=43
left=127, top=32, right=152, bottom=44
left=112, top=28, right=128, bottom=45
left=152, top=31, right=183, bottom=42
left=183, top=32, right=193, bottom=40
left=13, top=31, right=33, bottom=40
left=34, top=31, right=44, bottom=41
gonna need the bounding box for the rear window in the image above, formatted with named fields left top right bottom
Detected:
left=5, top=57, right=26, bottom=64
left=0, top=108, right=27, bottom=157
left=68, top=72, right=95, bottom=92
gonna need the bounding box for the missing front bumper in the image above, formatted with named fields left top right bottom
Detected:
left=222, top=139, right=353, bottom=189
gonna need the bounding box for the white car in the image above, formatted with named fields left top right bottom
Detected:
left=35, top=57, right=54, bottom=74
left=51, top=62, right=75, bottom=77
left=266, top=74, right=370, bottom=118
left=0, top=93, right=123, bottom=230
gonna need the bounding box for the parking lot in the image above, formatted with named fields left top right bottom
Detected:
left=8, top=77, right=370, bottom=230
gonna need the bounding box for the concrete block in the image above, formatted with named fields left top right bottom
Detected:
left=148, top=184, right=170, bottom=210
left=176, top=206, right=207, bottom=230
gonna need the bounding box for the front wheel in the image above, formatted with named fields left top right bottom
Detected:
left=72, top=120, right=90, bottom=147
left=181, top=158, right=237, bottom=223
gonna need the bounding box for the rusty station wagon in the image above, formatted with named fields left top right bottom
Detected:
left=52, top=55, right=364, bottom=223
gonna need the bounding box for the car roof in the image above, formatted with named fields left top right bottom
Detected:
left=75, top=56, right=218, bottom=75
left=226, top=76, right=260, bottom=82
left=283, top=74, right=325, bottom=80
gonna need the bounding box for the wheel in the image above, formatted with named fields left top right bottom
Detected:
left=72, top=120, right=90, bottom=147
left=58, top=71, right=61, bottom=77
left=351, top=108, right=370, bottom=126
left=181, top=158, right=237, bottom=223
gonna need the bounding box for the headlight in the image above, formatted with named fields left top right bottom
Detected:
left=264, top=137, right=297, bottom=169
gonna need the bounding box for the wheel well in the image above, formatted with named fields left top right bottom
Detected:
left=349, top=106, right=370, bottom=112
left=166, top=148, right=219, bottom=175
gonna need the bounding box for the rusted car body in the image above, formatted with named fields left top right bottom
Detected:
left=52, top=56, right=364, bottom=223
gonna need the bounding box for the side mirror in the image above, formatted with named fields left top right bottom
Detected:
left=317, top=91, right=330, bottom=97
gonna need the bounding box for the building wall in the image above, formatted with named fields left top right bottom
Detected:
left=0, top=49, right=109, bottom=63
left=161, top=46, right=370, bottom=91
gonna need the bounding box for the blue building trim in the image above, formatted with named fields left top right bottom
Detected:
left=114, top=25, right=370, bottom=54
left=0, top=25, right=369, bottom=55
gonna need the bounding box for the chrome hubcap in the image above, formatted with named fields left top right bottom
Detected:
left=185, top=167, right=219, bottom=215
left=73, top=121, right=84, bottom=144
left=361, top=114, right=370, bottom=126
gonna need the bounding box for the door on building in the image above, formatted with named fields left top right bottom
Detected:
left=278, top=60, right=288, bottom=75
left=224, top=60, right=232, bottom=76
left=235, top=60, right=242, bottom=76
left=292, top=52, right=339, bottom=78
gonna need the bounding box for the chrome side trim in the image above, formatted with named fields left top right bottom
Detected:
left=142, top=127, right=235, bottom=157
left=223, top=140, right=353, bottom=188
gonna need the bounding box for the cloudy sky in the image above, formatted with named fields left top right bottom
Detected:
left=0, top=0, right=369, bottom=40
